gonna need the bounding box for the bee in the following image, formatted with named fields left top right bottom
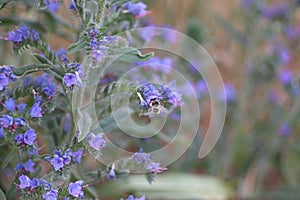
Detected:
left=137, top=92, right=167, bottom=116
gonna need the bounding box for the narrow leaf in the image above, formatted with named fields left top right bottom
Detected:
left=14, top=64, right=51, bottom=77
left=67, top=38, right=87, bottom=54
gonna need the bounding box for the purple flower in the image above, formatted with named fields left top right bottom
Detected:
left=68, top=180, right=84, bottom=198
left=0, top=114, right=14, bottom=128
left=108, top=168, right=116, bottom=180
left=0, top=127, right=4, bottom=138
left=19, top=25, right=31, bottom=39
left=17, top=103, right=27, bottom=113
left=15, top=134, right=23, bottom=144
left=3, top=98, right=16, bottom=112
left=19, top=175, right=31, bottom=189
left=71, top=149, right=83, bottom=164
left=0, top=74, right=9, bottom=91
left=30, top=102, right=43, bottom=118
left=31, top=29, right=40, bottom=41
left=55, top=48, right=66, bottom=59
left=63, top=73, right=77, bottom=87
left=260, top=2, right=289, bottom=20
left=44, top=0, right=60, bottom=13
left=122, top=2, right=147, bottom=17
left=14, top=163, right=24, bottom=172
left=279, top=69, right=293, bottom=86
left=43, top=188, right=58, bottom=200
left=279, top=123, right=291, bottom=136
left=147, top=162, right=167, bottom=173
left=50, top=155, right=64, bottom=171
left=91, top=49, right=106, bottom=62
left=7, top=30, right=23, bottom=42
left=63, top=149, right=71, bottom=165
left=27, top=146, right=38, bottom=155
left=220, top=83, right=236, bottom=103
left=140, top=26, right=156, bottom=43
left=24, top=159, right=35, bottom=173
left=69, top=0, right=77, bottom=11
left=24, top=129, right=36, bottom=145
left=40, top=179, right=52, bottom=191
left=88, top=133, right=106, bottom=150
left=31, top=178, right=39, bottom=188
left=131, top=149, right=151, bottom=164
left=14, top=118, right=26, bottom=127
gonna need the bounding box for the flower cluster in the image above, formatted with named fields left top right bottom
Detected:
left=4, top=25, right=39, bottom=43
left=137, top=82, right=181, bottom=116
left=0, top=98, right=40, bottom=154
left=0, top=65, right=17, bottom=91
left=18, top=175, right=84, bottom=200
left=122, top=1, right=148, bottom=18
left=86, top=132, right=106, bottom=150
left=14, top=159, right=35, bottom=173
left=45, top=148, right=84, bottom=171
left=62, top=61, right=84, bottom=88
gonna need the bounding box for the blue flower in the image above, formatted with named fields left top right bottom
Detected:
left=68, top=180, right=84, bottom=198
left=63, top=73, right=77, bottom=87
left=7, top=30, right=23, bottom=42
left=147, top=162, right=167, bottom=173
left=44, top=0, right=60, bottom=13
left=0, top=127, right=4, bottom=138
left=27, top=146, right=38, bottom=155
left=131, top=149, right=151, bottom=164
left=24, top=159, right=35, bottom=173
left=14, top=162, right=24, bottom=172
left=108, top=168, right=116, bottom=180
left=30, top=102, right=43, bottom=118
left=19, top=25, right=31, bottom=39
left=0, top=74, right=9, bottom=91
left=279, top=69, right=293, bottom=86
left=17, top=103, right=27, bottom=113
left=50, top=155, right=64, bottom=171
left=87, top=133, right=106, bottom=150
left=31, top=29, right=40, bottom=41
left=40, top=179, right=52, bottom=191
left=71, top=149, right=83, bottom=164
left=279, top=123, right=291, bottom=136
left=69, top=0, right=77, bottom=11
left=14, top=134, right=23, bottom=144
left=14, top=118, right=26, bottom=127
left=31, top=178, right=39, bottom=189
left=24, top=129, right=36, bottom=145
left=19, top=175, right=31, bottom=189
left=0, top=114, right=14, bottom=128
left=43, top=188, right=58, bottom=200
left=91, top=48, right=106, bottom=62
left=3, top=98, right=16, bottom=112
left=122, top=2, right=147, bottom=17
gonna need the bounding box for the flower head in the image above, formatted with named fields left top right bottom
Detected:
left=63, top=73, right=77, bottom=87
left=43, top=188, right=58, bottom=200
left=19, top=175, right=31, bottom=189
left=122, top=2, right=148, bottom=17
left=147, top=162, right=167, bottom=173
left=44, top=0, right=60, bottom=13
left=24, top=129, right=36, bottom=145
left=50, top=155, right=64, bottom=171
left=30, top=102, right=43, bottom=118
left=71, top=149, right=83, bottom=164
left=87, top=133, right=106, bottom=150
left=69, top=0, right=77, bottom=11
left=68, top=180, right=84, bottom=198
left=3, top=98, right=16, bottom=112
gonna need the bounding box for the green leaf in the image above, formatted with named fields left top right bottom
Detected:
left=0, top=189, right=6, bottom=200
left=67, top=38, right=87, bottom=54
left=14, top=64, right=51, bottom=77
left=32, top=53, right=53, bottom=65
left=77, top=110, right=93, bottom=142
left=116, top=48, right=154, bottom=63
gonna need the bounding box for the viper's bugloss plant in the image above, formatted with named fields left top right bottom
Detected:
left=0, top=0, right=183, bottom=199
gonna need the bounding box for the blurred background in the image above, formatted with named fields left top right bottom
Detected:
left=0, top=0, right=300, bottom=199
